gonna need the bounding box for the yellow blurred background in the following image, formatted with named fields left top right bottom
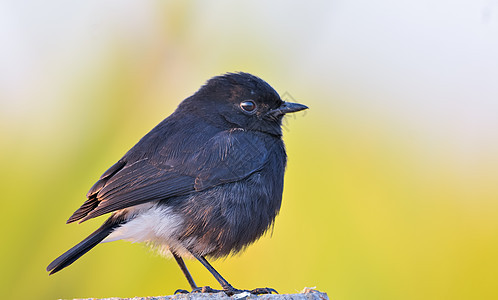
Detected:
left=1, top=1, right=498, bottom=299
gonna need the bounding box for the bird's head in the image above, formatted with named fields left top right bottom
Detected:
left=180, top=72, right=308, bottom=136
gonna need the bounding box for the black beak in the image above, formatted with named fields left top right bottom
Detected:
left=267, top=102, right=308, bottom=117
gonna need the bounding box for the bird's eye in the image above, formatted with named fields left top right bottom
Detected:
left=240, top=100, right=257, bottom=113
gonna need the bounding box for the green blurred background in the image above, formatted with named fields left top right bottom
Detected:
left=1, top=1, right=498, bottom=299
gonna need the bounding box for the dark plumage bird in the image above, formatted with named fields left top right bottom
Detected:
left=47, top=72, right=307, bottom=295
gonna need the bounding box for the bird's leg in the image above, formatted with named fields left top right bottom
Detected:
left=193, top=254, right=277, bottom=296
left=172, top=252, right=198, bottom=294
left=194, top=255, right=236, bottom=293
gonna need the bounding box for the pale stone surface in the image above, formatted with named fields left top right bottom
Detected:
left=70, top=289, right=329, bottom=300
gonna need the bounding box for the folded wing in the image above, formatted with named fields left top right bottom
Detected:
left=67, top=130, right=270, bottom=223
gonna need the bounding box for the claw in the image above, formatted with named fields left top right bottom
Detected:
left=249, top=287, right=278, bottom=295
left=174, top=289, right=190, bottom=294
left=224, top=286, right=278, bottom=296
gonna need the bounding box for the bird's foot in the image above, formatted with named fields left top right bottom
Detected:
left=248, top=287, right=278, bottom=295
left=223, top=286, right=278, bottom=296
left=174, top=286, right=277, bottom=296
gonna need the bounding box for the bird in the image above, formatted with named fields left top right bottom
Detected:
left=47, top=72, right=308, bottom=295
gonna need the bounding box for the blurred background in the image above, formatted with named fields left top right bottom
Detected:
left=1, top=1, right=498, bottom=299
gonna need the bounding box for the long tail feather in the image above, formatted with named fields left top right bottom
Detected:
left=47, top=216, right=122, bottom=275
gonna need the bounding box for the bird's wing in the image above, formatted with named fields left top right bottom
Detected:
left=67, top=130, right=270, bottom=223
left=188, top=129, right=271, bottom=191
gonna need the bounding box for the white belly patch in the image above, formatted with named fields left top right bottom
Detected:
left=102, top=203, right=192, bottom=257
